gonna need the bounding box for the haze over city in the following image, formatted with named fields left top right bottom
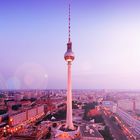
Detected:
left=1, top=0, right=140, bottom=89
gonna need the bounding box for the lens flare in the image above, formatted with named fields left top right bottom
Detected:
left=6, top=77, right=20, bottom=89
left=0, top=73, right=7, bottom=89
left=15, top=63, right=48, bottom=89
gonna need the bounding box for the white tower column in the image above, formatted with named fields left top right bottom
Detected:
left=66, top=61, right=74, bottom=129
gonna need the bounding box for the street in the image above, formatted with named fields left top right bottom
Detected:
left=102, top=111, right=128, bottom=140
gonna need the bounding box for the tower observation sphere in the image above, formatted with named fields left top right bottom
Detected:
left=64, top=42, right=75, bottom=62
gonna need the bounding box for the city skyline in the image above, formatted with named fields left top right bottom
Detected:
left=1, top=0, right=140, bottom=89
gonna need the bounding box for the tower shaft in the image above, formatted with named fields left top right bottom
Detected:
left=66, top=61, right=74, bottom=129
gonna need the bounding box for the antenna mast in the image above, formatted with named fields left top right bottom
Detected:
left=68, top=4, right=71, bottom=42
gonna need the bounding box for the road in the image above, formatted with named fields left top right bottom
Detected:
left=102, top=111, right=128, bottom=140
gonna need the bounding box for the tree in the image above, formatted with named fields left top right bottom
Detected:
left=99, top=126, right=113, bottom=140
left=0, top=110, right=7, bottom=115
left=48, top=127, right=51, bottom=132
left=45, top=132, right=51, bottom=139
left=12, top=104, right=22, bottom=110
left=0, top=94, right=6, bottom=98
left=54, top=110, right=66, bottom=120
left=52, top=123, right=57, bottom=128
left=30, top=98, right=37, bottom=102
left=83, top=102, right=98, bottom=121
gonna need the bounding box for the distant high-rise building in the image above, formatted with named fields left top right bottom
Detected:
left=117, top=99, right=133, bottom=111
left=132, top=98, right=136, bottom=113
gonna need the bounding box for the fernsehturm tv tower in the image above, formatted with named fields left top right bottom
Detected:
left=64, top=4, right=75, bottom=130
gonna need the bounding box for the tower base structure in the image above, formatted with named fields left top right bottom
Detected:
left=55, top=123, right=80, bottom=140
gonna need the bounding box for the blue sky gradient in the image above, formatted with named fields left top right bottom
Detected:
left=0, top=0, right=140, bottom=89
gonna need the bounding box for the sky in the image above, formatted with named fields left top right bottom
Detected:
left=0, top=0, right=140, bottom=89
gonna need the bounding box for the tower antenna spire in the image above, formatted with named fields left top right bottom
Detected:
left=68, top=3, right=71, bottom=42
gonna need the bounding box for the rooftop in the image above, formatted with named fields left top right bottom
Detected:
left=80, top=124, right=103, bottom=138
